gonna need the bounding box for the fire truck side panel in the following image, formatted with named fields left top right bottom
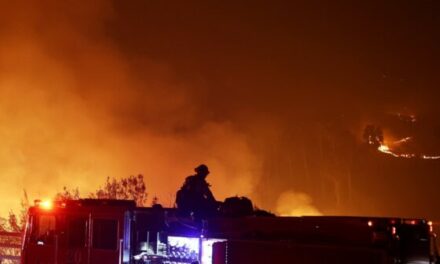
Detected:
left=21, top=200, right=134, bottom=264
left=23, top=211, right=62, bottom=264
left=88, top=212, right=124, bottom=264
left=212, top=240, right=391, bottom=264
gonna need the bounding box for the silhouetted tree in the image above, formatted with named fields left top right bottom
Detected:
left=0, top=191, right=28, bottom=261
left=55, top=175, right=148, bottom=206
left=54, top=186, right=80, bottom=201
left=90, top=174, right=147, bottom=207
left=8, top=212, right=21, bottom=233
left=2, top=190, right=29, bottom=232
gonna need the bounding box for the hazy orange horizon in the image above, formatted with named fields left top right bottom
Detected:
left=1, top=0, right=439, bottom=220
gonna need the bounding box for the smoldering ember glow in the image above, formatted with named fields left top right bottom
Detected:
left=0, top=1, right=440, bottom=220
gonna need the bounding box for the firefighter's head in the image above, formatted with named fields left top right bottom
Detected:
left=195, top=164, right=209, bottom=178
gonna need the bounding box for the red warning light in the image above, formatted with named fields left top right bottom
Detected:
left=35, top=199, right=53, bottom=210
left=404, top=219, right=418, bottom=225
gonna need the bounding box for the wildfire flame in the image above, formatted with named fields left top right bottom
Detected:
left=377, top=137, right=440, bottom=160
left=368, top=114, right=440, bottom=160
left=377, top=144, right=416, bottom=158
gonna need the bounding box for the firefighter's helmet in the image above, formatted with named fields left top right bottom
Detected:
left=195, top=164, right=209, bottom=174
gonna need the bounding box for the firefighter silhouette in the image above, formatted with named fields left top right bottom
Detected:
left=176, top=164, right=218, bottom=218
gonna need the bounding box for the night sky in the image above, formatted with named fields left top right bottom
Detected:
left=0, top=0, right=439, bottom=219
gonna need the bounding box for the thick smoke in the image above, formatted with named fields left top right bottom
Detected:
left=0, top=0, right=263, bottom=215
left=1, top=1, right=439, bottom=219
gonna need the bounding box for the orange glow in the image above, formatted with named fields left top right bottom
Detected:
left=39, top=200, right=53, bottom=210
left=275, top=191, right=322, bottom=216
left=1, top=0, right=439, bottom=222
left=0, top=1, right=271, bottom=217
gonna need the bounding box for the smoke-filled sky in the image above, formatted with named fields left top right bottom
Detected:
left=0, top=0, right=439, bottom=219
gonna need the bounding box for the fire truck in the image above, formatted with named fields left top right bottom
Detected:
left=21, top=199, right=439, bottom=264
